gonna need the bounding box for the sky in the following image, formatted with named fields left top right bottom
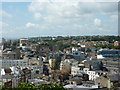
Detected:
left=0, top=0, right=118, bottom=39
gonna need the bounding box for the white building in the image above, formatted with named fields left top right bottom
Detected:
left=71, top=64, right=84, bottom=76
left=64, top=84, right=99, bottom=89
left=1, top=66, right=31, bottom=88
left=60, top=59, right=78, bottom=72
left=83, top=68, right=99, bottom=81
left=0, top=59, right=28, bottom=68
left=28, top=79, right=49, bottom=85
left=49, top=59, right=56, bottom=69
left=72, top=48, right=85, bottom=61
left=19, top=38, right=31, bottom=51
left=71, top=66, right=81, bottom=76
left=60, top=60, right=71, bottom=72
left=24, top=57, right=43, bottom=79
left=97, top=49, right=120, bottom=59
left=19, top=38, right=28, bottom=48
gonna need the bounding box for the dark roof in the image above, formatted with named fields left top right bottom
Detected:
left=70, top=77, right=81, bottom=82
left=4, top=68, right=12, bottom=73
left=65, top=55, right=74, bottom=59
left=22, top=68, right=29, bottom=73
left=98, top=49, right=120, bottom=55
left=107, top=73, right=120, bottom=81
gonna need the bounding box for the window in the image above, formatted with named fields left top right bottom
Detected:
left=36, top=70, right=39, bottom=74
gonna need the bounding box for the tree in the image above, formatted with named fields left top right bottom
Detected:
left=1, top=83, right=66, bottom=90
left=86, top=48, right=91, bottom=52
left=18, top=83, right=36, bottom=88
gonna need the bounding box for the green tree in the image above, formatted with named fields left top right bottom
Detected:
left=18, top=83, right=36, bottom=88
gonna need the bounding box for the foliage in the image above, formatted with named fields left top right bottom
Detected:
left=86, top=36, right=120, bottom=42
left=37, top=84, right=66, bottom=90
left=59, top=44, right=70, bottom=51
left=18, top=83, right=36, bottom=88
left=95, top=44, right=120, bottom=49
left=111, top=85, right=118, bottom=89
left=1, top=83, right=66, bottom=90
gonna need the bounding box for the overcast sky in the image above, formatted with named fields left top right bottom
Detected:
left=0, top=0, right=118, bottom=39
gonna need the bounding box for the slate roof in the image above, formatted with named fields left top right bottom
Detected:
left=107, top=73, right=120, bottom=82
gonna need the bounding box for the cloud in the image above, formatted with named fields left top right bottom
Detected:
left=0, top=21, right=10, bottom=38
left=3, top=1, right=118, bottom=38
left=110, top=15, right=118, bottom=23
left=2, top=0, right=119, bottom=2
left=25, top=22, right=48, bottom=30
left=28, top=1, right=117, bottom=15
left=28, top=1, right=117, bottom=23
left=27, top=1, right=118, bottom=36
left=0, top=10, right=12, bottom=18
left=0, top=21, right=9, bottom=35
left=0, top=21, right=9, bottom=27
left=34, top=12, right=42, bottom=20
left=26, top=22, right=38, bottom=28
left=94, top=18, right=102, bottom=27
